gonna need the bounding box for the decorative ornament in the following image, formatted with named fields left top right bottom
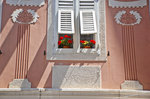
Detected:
left=11, top=9, right=39, bottom=24
left=109, top=0, right=147, bottom=8
left=114, top=10, right=142, bottom=26
left=6, top=0, right=45, bottom=7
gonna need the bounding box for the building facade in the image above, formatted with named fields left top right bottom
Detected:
left=0, top=0, right=150, bottom=99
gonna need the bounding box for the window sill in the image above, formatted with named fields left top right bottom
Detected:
left=47, top=53, right=107, bottom=61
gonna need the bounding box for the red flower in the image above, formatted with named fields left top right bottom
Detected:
left=64, top=35, right=69, bottom=38
left=68, top=36, right=71, bottom=38
left=90, top=40, right=96, bottom=44
left=80, top=40, right=85, bottom=43
left=58, top=41, right=61, bottom=45
left=68, top=40, right=73, bottom=43
left=59, top=36, right=63, bottom=40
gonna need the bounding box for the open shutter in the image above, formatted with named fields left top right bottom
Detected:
left=80, top=10, right=97, bottom=34
left=58, top=0, right=73, bottom=9
left=79, top=0, right=95, bottom=9
left=58, top=10, right=74, bottom=34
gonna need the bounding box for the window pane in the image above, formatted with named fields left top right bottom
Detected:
left=80, top=34, right=96, bottom=48
left=58, top=34, right=73, bottom=48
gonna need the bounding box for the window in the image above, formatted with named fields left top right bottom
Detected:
left=47, top=0, right=106, bottom=61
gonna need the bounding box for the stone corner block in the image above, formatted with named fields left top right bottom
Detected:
left=9, top=79, right=31, bottom=88
left=121, top=80, right=143, bottom=90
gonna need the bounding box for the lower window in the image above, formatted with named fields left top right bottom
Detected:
left=58, top=34, right=73, bottom=48
left=80, top=34, right=96, bottom=49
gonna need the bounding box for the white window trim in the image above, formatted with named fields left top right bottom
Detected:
left=47, top=0, right=107, bottom=61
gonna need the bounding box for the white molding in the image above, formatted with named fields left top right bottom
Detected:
left=109, top=0, right=147, bottom=8
left=11, top=9, right=39, bottom=24
left=6, top=0, right=45, bottom=7
left=0, top=88, right=150, bottom=99
left=114, top=10, right=142, bottom=26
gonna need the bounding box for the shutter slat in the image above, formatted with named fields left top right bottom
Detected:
left=79, top=0, right=95, bottom=9
left=80, top=10, right=97, bottom=34
left=58, top=0, right=73, bottom=9
left=58, top=10, right=74, bottom=34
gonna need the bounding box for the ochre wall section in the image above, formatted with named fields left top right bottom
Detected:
left=0, top=0, right=150, bottom=89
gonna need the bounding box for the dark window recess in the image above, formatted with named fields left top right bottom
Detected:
left=58, top=34, right=73, bottom=48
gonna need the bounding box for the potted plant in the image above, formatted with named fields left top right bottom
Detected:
left=58, top=35, right=73, bottom=48
left=80, top=40, right=96, bottom=48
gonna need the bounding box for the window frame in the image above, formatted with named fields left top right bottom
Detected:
left=47, top=0, right=107, bottom=61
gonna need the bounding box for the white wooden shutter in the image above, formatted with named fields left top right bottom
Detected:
left=79, top=0, right=95, bottom=9
left=58, top=10, right=74, bottom=34
left=80, top=10, right=97, bottom=34
left=58, top=0, right=73, bottom=9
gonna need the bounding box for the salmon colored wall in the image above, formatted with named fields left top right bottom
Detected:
left=104, top=0, right=150, bottom=89
left=0, top=0, right=150, bottom=89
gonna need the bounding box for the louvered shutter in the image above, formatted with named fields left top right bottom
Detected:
left=58, top=0, right=73, bottom=9
left=80, top=10, right=97, bottom=34
left=58, top=10, right=74, bottom=34
left=79, top=0, right=95, bottom=9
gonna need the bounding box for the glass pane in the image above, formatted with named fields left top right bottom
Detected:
left=58, top=34, right=73, bottom=48
left=80, top=34, right=96, bottom=48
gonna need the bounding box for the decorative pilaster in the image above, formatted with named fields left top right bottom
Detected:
left=122, top=26, right=137, bottom=80
left=9, top=9, right=39, bottom=88
left=15, top=24, right=30, bottom=79
left=121, top=25, right=143, bottom=90
left=114, top=9, right=143, bottom=90
left=9, top=24, right=31, bottom=88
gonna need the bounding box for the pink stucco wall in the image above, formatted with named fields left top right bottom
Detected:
left=0, top=0, right=150, bottom=89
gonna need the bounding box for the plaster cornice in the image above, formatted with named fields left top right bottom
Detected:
left=6, top=0, right=45, bottom=7
left=109, top=0, right=147, bottom=8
